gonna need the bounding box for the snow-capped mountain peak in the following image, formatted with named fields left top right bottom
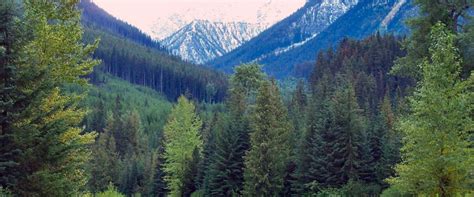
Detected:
left=161, top=20, right=266, bottom=64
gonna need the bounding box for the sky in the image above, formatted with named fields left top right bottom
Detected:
left=92, top=0, right=306, bottom=40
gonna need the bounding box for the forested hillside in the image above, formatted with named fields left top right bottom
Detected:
left=81, top=73, right=224, bottom=195
left=211, top=0, right=417, bottom=78
left=80, top=0, right=228, bottom=102
left=0, top=0, right=472, bottom=197
left=79, top=0, right=165, bottom=51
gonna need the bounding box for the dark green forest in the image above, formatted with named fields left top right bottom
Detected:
left=0, top=0, right=473, bottom=197
left=80, top=0, right=228, bottom=102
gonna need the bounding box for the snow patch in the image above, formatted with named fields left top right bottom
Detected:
left=162, top=20, right=266, bottom=64
left=381, top=0, right=406, bottom=28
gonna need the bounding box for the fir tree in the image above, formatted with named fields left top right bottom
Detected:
left=10, top=0, right=99, bottom=195
left=230, top=63, right=265, bottom=105
left=151, top=136, right=168, bottom=197
left=88, top=115, right=120, bottom=193
left=243, top=80, right=291, bottom=196
left=288, top=80, right=307, bottom=150
left=205, top=114, right=248, bottom=196
left=204, top=64, right=263, bottom=196
left=293, top=75, right=333, bottom=194
left=181, top=147, right=200, bottom=196
left=388, top=23, right=474, bottom=196
left=326, top=79, right=369, bottom=187
left=392, top=0, right=473, bottom=79
left=163, top=96, right=203, bottom=196
left=0, top=0, right=21, bottom=190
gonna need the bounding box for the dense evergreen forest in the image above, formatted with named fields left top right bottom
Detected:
left=80, top=0, right=228, bottom=102
left=0, top=0, right=473, bottom=197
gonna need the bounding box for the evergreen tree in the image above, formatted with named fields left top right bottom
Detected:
left=293, top=75, right=333, bottom=194
left=196, top=113, right=219, bottom=193
left=243, top=80, right=292, bottom=196
left=288, top=80, right=307, bottom=149
left=204, top=64, right=263, bottom=196
left=181, top=147, right=200, bottom=196
left=284, top=80, right=308, bottom=195
left=366, top=113, right=388, bottom=190
left=379, top=92, right=401, bottom=187
left=392, top=0, right=473, bottom=79
left=121, top=111, right=141, bottom=156
left=230, top=63, right=265, bottom=105
left=9, top=0, right=99, bottom=195
left=326, top=79, right=369, bottom=187
left=205, top=114, right=248, bottom=196
left=89, top=98, right=107, bottom=133
left=388, top=23, right=474, bottom=196
left=88, top=115, right=120, bottom=193
left=151, top=136, right=168, bottom=197
left=163, top=96, right=203, bottom=196
left=0, top=0, right=21, bottom=190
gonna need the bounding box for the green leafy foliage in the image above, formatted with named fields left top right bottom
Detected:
left=90, top=183, right=126, bottom=197
left=83, top=74, right=172, bottom=195
left=3, top=0, right=472, bottom=196
left=163, top=96, right=203, bottom=196
left=392, top=0, right=474, bottom=79
left=80, top=0, right=228, bottom=102
left=2, top=0, right=100, bottom=195
left=387, top=23, right=474, bottom=196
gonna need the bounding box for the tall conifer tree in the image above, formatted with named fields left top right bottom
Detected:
left=163, top=96, right=203, bottom=196
left=0, top=0, right=21, bottom=190
left=243, top=80, right=291, bottom=196
left=326, top=78, right=369, bottom=187
left=203, top=64, right=263, bottom=196
left=293, top=75, right=333, bottom=194
left=388, top=23, right=473, bottom=196
left=10, top=0, right=99, bottom=195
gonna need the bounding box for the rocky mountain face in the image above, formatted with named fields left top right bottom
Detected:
left=150, top=0, right=305, bottom=41
left=210, top=0, right=417, bottom=77
left=161, top=20, right=265, bottom=64
left=210, top=0, right=360, bottom=72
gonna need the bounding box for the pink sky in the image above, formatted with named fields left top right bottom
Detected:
left=92, top=0, right=306, bottom=39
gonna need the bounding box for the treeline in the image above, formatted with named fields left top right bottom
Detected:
left=149, top=23, right=472, bottom=195
left=80, top=0, right=228, bottom=102
left=80, top=34, right=412, bottom=196
left=1, top=0, right=472, bottom=196
left=82, top=74, right=223, bottom=196
left=189, top=34, right=411, bottom=196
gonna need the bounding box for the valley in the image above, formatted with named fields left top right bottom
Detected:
left=0, top=0, right=472, bottom=196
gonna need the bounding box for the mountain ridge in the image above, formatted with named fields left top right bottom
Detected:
left=162, top=20, right=265, bottom=64
left=210, top=0, right=417, bottom=78
left=209, top=0, right=360, bottom=72
left=79, top=0, right=228, bottom=102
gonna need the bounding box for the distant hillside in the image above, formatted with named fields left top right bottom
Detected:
left=264, top=0, right=417, bottom=77
left=80, top=0, right=166, bottom=51
left=79, top=0, right=228, bottom=102
left=210, top=0, right=359, bottom=73
left=210, top=0, right=417, bottom=78
left=162, top=20, right=265, bottom=64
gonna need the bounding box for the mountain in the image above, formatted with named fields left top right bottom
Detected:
left=267, top=0, right=417, bottom=77
left=162, top=20, right=265, bottom=64
left=151, top=14, right=189, bottom=40
left=79, top=0, right=228, bottom=102
left=149, top=0, right=306, bottom=40
left=80, top=0, right=166, bottom=52
left=210, top=0, right=360, bottom=72
left=210, top=0, right=417, bottom=78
